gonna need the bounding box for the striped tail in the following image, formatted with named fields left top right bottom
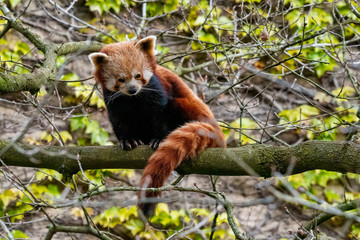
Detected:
left=138, top=121, right=225, bottom=216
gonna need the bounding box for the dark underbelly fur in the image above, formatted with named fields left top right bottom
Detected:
left=104, top=75, right=186, bottom=144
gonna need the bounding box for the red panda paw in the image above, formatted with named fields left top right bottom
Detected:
left=149, top=138, right=162, bottom=149
left=119, top=139, right=144, bottom=150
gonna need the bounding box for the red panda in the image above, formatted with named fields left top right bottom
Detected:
left=89, top=36, right=226, bottom=216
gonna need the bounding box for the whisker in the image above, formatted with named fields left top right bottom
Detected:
left=141, top=87, right=162, bottom=93
left=105, top=91, right=123, bottom=104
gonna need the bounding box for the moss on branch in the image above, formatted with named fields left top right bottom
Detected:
left=0, top=140, right=360, bottom=177
left=55, top=41, right=104, bottom=55
left=0, top=2, right=104, bottom=93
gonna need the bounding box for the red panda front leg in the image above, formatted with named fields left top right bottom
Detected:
left=112, top=125, right=144, bottom=150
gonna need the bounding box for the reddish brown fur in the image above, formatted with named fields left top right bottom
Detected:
left=138, top=122, right=221, bottom=214
left=92, top=40, right=156, bottom=94
left=90, top=37, right=225, bottom=216
left=138, top=65, right=225, bottom=216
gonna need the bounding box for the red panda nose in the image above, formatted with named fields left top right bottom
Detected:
left=128, top=86, right=137, bottom=95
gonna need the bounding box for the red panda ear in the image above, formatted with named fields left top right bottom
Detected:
left=135, top=36, right=156, bottom=56
left=89, top=52, right=108, bottom=68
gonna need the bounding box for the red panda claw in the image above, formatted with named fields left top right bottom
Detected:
left=119, top=139, right=136, bottom=150
left=119, top=141, right=125, bottom=150
left=149, top=138, right=161, bottom=149
left=125, top=141, right=133, bottom=150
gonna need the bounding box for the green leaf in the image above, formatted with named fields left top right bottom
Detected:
left=1, top=189, right=22, bottom=208
left=194, top=15, right=206, bottom=26
left=332, top=86, right=356, bottom=98
left=47, top=184, right=61, bottom=198
left=14, top=42, right=31, bottom=55
left=324, top=189, right=341, bottom=202
left=299, top=105, right=319, bottom=116
left=56, top=56, right=66, bottom=68
left=40, top=131, right=52, bottom=143
left=285, top=10, right=302, bottom=29
left=35, top=169, right=62, bottom=181
left=85, top=0, right=121, bottom=15
left=218, top=16, right=234, bottom=30
left=59, top=131, right=73, bottom=143
left=190, top=208, right=210, bottom=216
left=9, top=0, right=21, bottom=8
left=123, top=219, right=144, bottom=236
left=70, top=116, right=89, bottom=132
left=11, top=230, right=29, bottom=239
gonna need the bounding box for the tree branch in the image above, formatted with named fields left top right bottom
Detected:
left=45, top=225, right=113, bottom=240
left=304, top=198, right=360, bottom=232
left=55, top=41, right=104, bottom=56
left=0, top=3, right=46, bottom=52
left=1, top=140, right=360, bottom=177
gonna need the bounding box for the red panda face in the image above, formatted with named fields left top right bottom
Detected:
left=89, top=36, right=156, bottom=96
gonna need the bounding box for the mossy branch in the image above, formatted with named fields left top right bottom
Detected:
left=1, top=139, right=360, bottom=177
left=0, top=2, right=104, bottom=93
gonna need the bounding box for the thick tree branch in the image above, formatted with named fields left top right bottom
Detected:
left=55, top=41, right=104, bottom=56
left=45, top=225, right=113, bottom=240
left=0, top=2, right=104, bottom=93
left=0, top=41, right=103, bottom=93
left=0, top=3, right=46, bottom=52
left=0, top=69, right=51, bottom=93
left=0, top=140, right=359, bottom=177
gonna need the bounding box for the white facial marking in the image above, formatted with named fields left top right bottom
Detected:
left=105, top=78, right=116, bottom=91
left=128, top=78, right=142, bottom=92
left=142, top=69, right=153, bottom=81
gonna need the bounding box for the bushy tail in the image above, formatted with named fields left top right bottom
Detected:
left=138, top=121, right=225, bottom=216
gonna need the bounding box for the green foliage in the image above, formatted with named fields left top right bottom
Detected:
left=36, top=169, right=63, bottom=182
left=82, top=168, right=134, bottom=189
left=0, top=230, right=29, bottom=240
left=279, top=105, right=319, bottom=124
left=98, top=28, right=135, bottom=44
left=146, top=0, right=181, bottom=16
left=278, top=98, right=359, bottom=141
left=92, top=203, right=234, bottom=239
left=222, top=118, right=257, bottom=145
left=176, top=0, right=234, bottom=53
left=289, top=170, right=342, bottom=190
left=69, top=115, right=110, bottom=146
left=93, top=206, right=139, bottom=228
left=0, top=183, right=61, bottom=222
left=61, top=72, right=105, bottom=109
left=0, top=39, right=31, bottom=75
left=85, top=0, right=121, bottom=15
left=287, top=170, right=343, bottom=204
left=282, top=3, right=342, bottom=77
left=40, top=130, right=73, bottom=144
left=8, top=0, right=21, bottom=8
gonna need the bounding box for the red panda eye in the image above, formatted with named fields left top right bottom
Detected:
left=118, top=78, right=125, bottom=83
left=135, top=74, right=141, bottom=79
